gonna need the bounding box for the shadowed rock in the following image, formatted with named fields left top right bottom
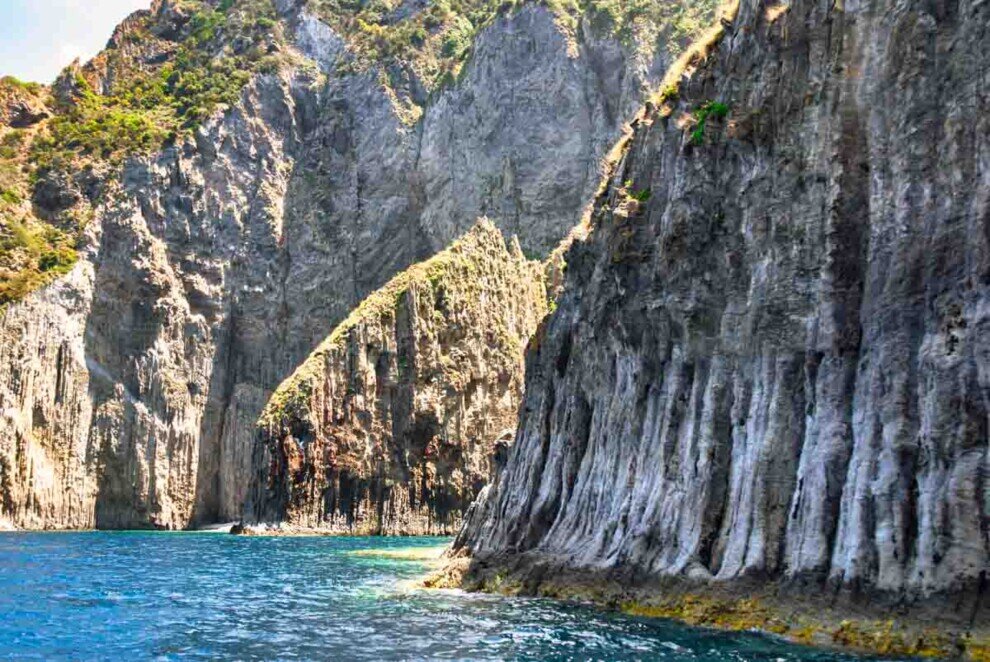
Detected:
left=244, top=219, right=547, bottom=535
left=452, top=0, right=990, bottom=645
left=0, top=0, right=712, bottom=530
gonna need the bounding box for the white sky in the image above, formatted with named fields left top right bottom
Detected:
left=0, top=0, right=151, bottom=83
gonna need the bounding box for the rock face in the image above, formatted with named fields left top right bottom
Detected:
left=245, top=220, right=546, bottom=534
left=0, top=264, right=98, bottom=529
left=455, top=0, right=990, bottom=625
left=0, top=79, right=50, bottom=129
left=0, top=0, right=709, bottom=530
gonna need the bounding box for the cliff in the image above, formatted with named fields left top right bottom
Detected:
left=449, top=0, right=990, bottom=654
left=245, top=219, right=545, bottom=534
left=0, top=0, right=713, bottom=529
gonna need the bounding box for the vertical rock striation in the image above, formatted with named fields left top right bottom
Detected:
left=0, top=265, right=97, bottom=529
left=455, top=0, right=990, bottom=629
left=0, top=0, right=712, bottom=530
left=245, top=220, right=547, bottom=534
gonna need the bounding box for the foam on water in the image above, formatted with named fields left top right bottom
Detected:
left=0, top=533, right=910, bottom=661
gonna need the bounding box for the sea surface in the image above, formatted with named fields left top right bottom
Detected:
left=0, top=532, right=904, bottom=661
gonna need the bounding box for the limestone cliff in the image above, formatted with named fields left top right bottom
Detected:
left=245, top=219, right=545, bottom=534
left=0, top=0, right=713, bottom=529
left=452, top=0, right=990, bottom=650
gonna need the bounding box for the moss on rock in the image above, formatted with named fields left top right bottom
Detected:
left=424, top=555, right=990, bottom=660
left=250, top=218, right=548, bottom=534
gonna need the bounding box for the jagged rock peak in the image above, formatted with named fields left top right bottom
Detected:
left=0, top=0, right=714, bottom=532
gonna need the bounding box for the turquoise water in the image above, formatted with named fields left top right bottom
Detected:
left=0, top=533, right=898, bottom=661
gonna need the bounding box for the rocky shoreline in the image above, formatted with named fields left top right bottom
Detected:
left=444, top=0, right=990, bottom=655
left=425, top=554, right=990, bottom=661
left=232, top=523, right=459, bottom=537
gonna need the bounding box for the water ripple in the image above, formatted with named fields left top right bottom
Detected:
left=0, top=533, right=908, bottom=661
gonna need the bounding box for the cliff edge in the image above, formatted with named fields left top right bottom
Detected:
left=446, top=0, right=990, bottom=656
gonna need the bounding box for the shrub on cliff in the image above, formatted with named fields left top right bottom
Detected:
left=1, top=0, right=294, bottom=308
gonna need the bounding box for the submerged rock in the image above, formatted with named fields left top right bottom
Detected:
left=245, top=220, right=547, bottom=534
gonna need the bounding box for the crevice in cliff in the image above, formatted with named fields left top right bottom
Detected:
left=696, top=359, right=735, bottom=574
left=516, top=378, right=559, bottom=551
left=190, top=305, right=240, bottom=526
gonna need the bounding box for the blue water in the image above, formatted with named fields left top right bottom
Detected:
left=0, top=533, right=899, bottom=661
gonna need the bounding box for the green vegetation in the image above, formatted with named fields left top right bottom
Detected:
left=312, top=0, right=509, bottom=92
left=624, top=180, right=652, bottom=202
left=647, top=0, right=739, bottom=115
left=259, top=219, right=546, bottom=431
left=1, top=0, right=724, bottom=307
left=0, top=76, right=43, bottom=96
left=31, top=78, right=170, bottom=168
left=0, top=179, right=79, bottom=310
left=580, top=0, right=716, bottom=48
left=690, top=100, right=729, bottom=145
left=313, top=0, right=716, bottom=96
left=0, top=77, right=79, bottom=309
left=3, top=0, right=290, bottom=308
left=32, top=0, right=284, bottom=169
left=261, top=221, right=498, bottom=428
left=657, top=83, right=680, bottom=103
left=0, top=218, right=77, bottom=309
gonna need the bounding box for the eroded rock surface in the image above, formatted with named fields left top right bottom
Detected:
left=455, top=0, right=990, bottom=626
left=0, top=0, right=708, bottom=529
left=245, top=220, right=546, bottom=534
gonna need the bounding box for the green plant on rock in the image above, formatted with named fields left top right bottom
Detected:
left=0, top=75, right=43, bottom=95
left=690, top=100, right=729, bottom=145
left=31, top=0, right=284, bottom=171
left=623, top=179, right=652, bottom=202
left=0, top=219, right=78, bottom=308
left=631, top=187, right=652, bottom=202
left=309, top=0, right=717, bottom=96
left=32, top=91, right=171, bottom=168
left=657, top=83, right=680, bottom=103
left=580, top=0, right=717, bottom=49
left=3, top=0, right=288, bottom=308
left=314, top=0, right=510, bottom=92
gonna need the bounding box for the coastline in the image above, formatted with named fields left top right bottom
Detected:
left=233, top=522, right=460, bottom=537
left=424, top=553, right=990, bottom=661
left=0, top=521, right=459, bottom=537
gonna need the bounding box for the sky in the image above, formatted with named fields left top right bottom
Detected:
left=0, top=0, right=151, bottom=84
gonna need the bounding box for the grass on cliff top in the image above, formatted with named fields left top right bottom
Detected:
left=1, top=0, right=294, bottom=309
left=312, top=0, right=716, bottom=97
left=260, top=219, right=509, bottom=429
left=32, top=0, right=287, bottom=171
left=0, top=76, right=43, bottom=96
